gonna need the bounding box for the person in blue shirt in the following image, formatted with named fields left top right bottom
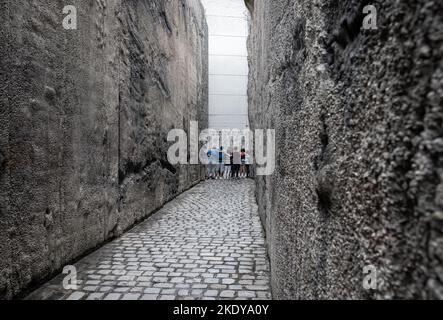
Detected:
left=207, top=147, right=218, bottom=179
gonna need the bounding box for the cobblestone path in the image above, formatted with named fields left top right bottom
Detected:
left=26, top=180, right=272, bottom=300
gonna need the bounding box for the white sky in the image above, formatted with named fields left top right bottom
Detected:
left=200, top=0, right=249, bottom=130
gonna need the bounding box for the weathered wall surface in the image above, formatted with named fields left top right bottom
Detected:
left=247, top=0, right=443, bottom=299
left=0, top=0, right=208, bottom=299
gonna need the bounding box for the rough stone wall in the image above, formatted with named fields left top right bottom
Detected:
left=247, top=0, right=443, bottom=299
left=0, top=0, right=208, bottom=299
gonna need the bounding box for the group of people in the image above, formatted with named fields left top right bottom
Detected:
left=206, top=146, right=251, bottom=179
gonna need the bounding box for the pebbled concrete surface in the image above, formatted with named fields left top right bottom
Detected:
left=247, top=0, right=443, bottom=299
left=0, top=0, right=208, bottom=299
left=25, top=180, right=271, bottom=301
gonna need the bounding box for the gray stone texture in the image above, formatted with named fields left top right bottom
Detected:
left=0, top=0, right=208, bottom=299
left=25, top=180, right=271, bottom=301
left=247, top=0, right=443, bottom=299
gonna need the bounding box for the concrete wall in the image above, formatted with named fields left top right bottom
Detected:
left=247, top=0, right=443, bottom=299
left=0, top=0, right=208, bottom=299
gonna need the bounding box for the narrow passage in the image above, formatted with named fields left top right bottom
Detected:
left=27, top=180, right=272, bottom=300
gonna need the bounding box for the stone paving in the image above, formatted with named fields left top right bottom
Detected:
left=26, top=179, right=272, bottom=300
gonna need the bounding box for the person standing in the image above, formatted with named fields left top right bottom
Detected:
left=217, top=146, right=226, bottom=179
left=245, top=150, right=251, bottom=178
left=207, top=147, right=218, bottom=179
left=224, top=148, right=232, bottom=179
left=240, top=148, right=247, bottom=178
left=232, top=148, right=241, bottom=179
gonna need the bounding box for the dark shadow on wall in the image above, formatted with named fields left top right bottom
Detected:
left=0, top=0, right=208, bottom=300
left=245, top=0, right=254, bottom=15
